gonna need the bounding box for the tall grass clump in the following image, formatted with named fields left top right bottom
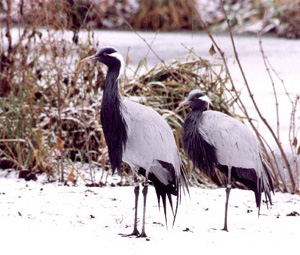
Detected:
left=0, top=25, right=106, bottom=182
left=0, top=0, right=110, bottom=183
left=129, top=0, right=201, bottom=30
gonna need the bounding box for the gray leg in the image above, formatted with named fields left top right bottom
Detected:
left=223, top=166, right=232, bottom=232
left=123, top=172, right=140, bottom=237
left=139, top=177, right=149, bottom=238
left=132, top=175, right=140, bottom=235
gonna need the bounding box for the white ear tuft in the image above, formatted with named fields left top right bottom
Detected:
left=108, top=52, right=125, bottom=78
left=200, top=95, right=212, bottom=109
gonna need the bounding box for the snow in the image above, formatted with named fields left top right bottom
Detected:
left=0, top=177, right=299, bottom=255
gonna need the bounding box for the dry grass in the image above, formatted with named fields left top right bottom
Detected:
left=0, top=0, right=107, bottom=182
left=129, top=0, right=200, bottom=31
left=273, top=0, right=300, bottom=38
left=1, top=0, right=299, bottom=37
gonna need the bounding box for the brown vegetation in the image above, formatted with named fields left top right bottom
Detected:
left=129, top=0, right=201, bottom=30
left=1, top=0, right=299, bottom=37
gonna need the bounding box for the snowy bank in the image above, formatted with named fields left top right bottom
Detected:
left=0, top=178, right=299, bottom=255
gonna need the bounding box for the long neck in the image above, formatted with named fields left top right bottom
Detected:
left=100, top=69, right=127, bottom=173
left=182, top=111, right=203, bottom=149
left=182, top=110, right=218, bottom=177
left=102, top=69, right=121, bottom=104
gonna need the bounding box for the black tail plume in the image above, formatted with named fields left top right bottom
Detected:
left=139, top=160, right=189, bottom=227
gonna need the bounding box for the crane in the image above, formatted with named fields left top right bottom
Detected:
left=81, top=47, right=188, bottom=237
left=180, top=89, right=274, bottom=231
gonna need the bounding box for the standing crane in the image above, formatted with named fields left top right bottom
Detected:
left=81, top=47, right=188, bottom=237
left=180, top=89, right=274, bottom=231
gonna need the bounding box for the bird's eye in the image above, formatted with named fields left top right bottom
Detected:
left=192, top=96, right=198, bottom=101
left=103, top=52, right=108, bottom=56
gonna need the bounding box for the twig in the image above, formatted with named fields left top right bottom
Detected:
left=259, top=133, right=286, bottom=191
left=5, top=0, right=12, bottom=52
left=79, top=2, right=95, bottom=30
left=258, top=33, right=280, bottom=140
left=0, top=139, right=26, bottom=143
left=145, top=30, right=159, bottom=60
left=289, top=96, right=299, bottom=188
left=114, top=7, right=168, bottom=67
left=44, top=2, right=65, bottom=182
left=267, top=57, right=293, bottom=103
left=259, top=40, right=299, bottom=190
left=0, top=148, right=24, bottom=169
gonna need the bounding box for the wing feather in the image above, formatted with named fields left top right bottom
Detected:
left=122, top=100, right=180, bottom=171
left=200, top=111, right=261, bottom=171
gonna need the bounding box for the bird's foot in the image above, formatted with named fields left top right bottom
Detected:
left=137, top=231, right=147, bottom=238
left=222, top=226, right=229, bottom=232
left=120, top=229, right=140, bottom=237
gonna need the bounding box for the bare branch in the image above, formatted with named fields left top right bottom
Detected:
left=258, top=33, right=280, bottom=140
left=5, top=0, right=12, bottom=52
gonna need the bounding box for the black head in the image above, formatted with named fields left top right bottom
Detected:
left=180, top=89, right=211, bottom=111
left=81, top=47, right=124, bottom=73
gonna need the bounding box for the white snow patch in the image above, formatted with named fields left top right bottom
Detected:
left=0, top=178, right=299, bottom=255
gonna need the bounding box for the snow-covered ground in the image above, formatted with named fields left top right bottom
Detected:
left=0, top=177, right=299, bottom=255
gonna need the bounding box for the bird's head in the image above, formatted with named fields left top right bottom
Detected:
left=179, top=89, right=212, bottom=111
left=81, top=47, right=125, bottom=76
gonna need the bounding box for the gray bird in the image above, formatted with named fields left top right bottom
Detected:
left=180, top=89, right=274, bottom=231
left=81, top=47, right=188, bottom=237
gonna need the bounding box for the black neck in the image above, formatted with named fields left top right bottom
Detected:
left=191, top=100, right=208, bottom=112
left=103, top=69, right=120, bottom=102
left=182, top=110, right=218, bottom=177
left=100, top=69, right=127, bottom=173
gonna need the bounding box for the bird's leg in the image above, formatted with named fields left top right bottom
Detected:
left=123, top=173, right=140, bottom=237
left=132, top=174, right=140, bottom=235
left=223, top=166, right=232, bottom=232
left=139, top=176, right=149, bottom=238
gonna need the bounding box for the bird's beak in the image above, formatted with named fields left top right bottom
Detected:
left=179, top=100, right=188, bottom=107
left=80, top=54, right=96, bottom=63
